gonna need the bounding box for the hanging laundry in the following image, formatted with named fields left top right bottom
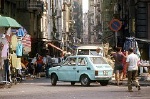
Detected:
left=0, top=34, right=8, bottom=45
left=0, top=35, right=9, bottom=58
left=22, top=34, right=31, bottom=54
left=11, top=52, right=22, bottom=69
left=123, top=37, right=141, bottom=57
left=1, top=42, right=9, bottom=58
left=5, top=27, right=12, bottom=42
left=16, top=28, right=25, bottom=37
left=16, top=41, right=23, bottom=57
left=11, top=34, right=18, bottom=51
left=123, top=37, right=137, bottom=51
left=6, top=27, right=11, bottom=35
left=0, top=34, right=8, bottom=69
left=11, top=52, right=17, bottom=68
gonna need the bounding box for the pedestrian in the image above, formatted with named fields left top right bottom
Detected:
left=31, top=57, right=37, bottom=78
left=112, top=47, right=126, bottom=85
left=58, top=52, right=64, bottom=63
left=36, top=54, right=43, bottom=78
left=126, top=48, right=141, bottom=92
left=42, top=55, right=47, bottom=72
left=122, top=51, right=128, bottom=79
left=21, top=57, right=29, bottom=76
left=45, top=54, right=52, bottom=78
left=96, top=48, right=103, bottom=56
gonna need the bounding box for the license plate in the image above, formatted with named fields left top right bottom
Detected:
left=103, top=71, right=108, bottom=76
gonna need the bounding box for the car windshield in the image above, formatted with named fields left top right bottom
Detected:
left=90, top=57, right=107, bottom=64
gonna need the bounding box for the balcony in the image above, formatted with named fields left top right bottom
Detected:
left=16, top=1, right=28, bottom=11
left=27, top=1, right=44, bottom=12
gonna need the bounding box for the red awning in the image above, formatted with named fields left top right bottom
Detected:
left=48, top=43, right=63, bottom=52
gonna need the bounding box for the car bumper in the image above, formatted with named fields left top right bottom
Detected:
left=95, top=76, right=112, bottom=80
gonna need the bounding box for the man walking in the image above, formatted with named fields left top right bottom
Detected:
left=126, top=48, right=141, bottom=92
left=45, top=54, right=52, bottom=78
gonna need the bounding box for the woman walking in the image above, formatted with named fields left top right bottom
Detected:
left=112, top=47, right=126, bottom=85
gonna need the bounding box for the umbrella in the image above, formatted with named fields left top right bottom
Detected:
left=0, top=16, right=21, bottom=28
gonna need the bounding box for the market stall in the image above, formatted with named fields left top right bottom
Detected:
left=123, top=37, right=150, bottom=81
left=0, top=16, right=31, bottom=87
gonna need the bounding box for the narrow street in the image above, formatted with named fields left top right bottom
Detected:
left=0, top=77, right=150, bottom=99
left=0, top=0, right=150, bottom=99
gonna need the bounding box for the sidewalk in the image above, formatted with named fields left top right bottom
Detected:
left=109, top=75, right=150, bottom=86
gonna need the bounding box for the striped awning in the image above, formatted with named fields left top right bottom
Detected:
left=48, top=43, right=63, bottom=52
left=135, top=38, right=150, bottom=43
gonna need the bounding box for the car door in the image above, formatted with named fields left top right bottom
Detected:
left=75, top=57, right=89, bottom=81
left=65, top=57, right=77, bottom=81
left=58, top=57, right=77, bottom=81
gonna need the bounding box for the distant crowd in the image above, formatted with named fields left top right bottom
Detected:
left=21, top=52, right=71, bottom=79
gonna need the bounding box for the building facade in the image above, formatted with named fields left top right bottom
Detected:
left=112, top=0, right=150, bottom=59
left=88, top=0, right=102, bottom=44
left=0, top=0, right=44, bottom=57
left=0, top=0, right=82, bottom=57
left=73, top=0, right=83, bottom=44
left=82, top=13, right=89, bottom=44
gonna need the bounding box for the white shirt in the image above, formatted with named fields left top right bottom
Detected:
left=126, top=53, right=139, bottom=71
left=96, top=52, right=103, bottom=56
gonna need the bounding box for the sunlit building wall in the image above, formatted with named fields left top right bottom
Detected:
left=88, top=0, right=94, bottom=43
left=88, top=0, right=102, bottom=44
left=73, top=0, right=83, bottom=44
left=82, top=13, right=89, bottom=44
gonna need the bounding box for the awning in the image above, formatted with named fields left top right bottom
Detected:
left=135, top=38, right=150, bottom=43
left=48, top=43, right=63, bottom=52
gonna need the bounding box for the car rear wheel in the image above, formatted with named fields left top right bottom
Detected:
left=80, top=75, right=90, bottom=86
left=99, top=80, right=109, bottom=86
left=71, top=81, right=75, bottom=85
left=51, top=74, right=58, bottom=86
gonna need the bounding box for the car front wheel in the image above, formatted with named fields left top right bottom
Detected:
left=51, top=74, right=58, bottom=86
left=80, top=75, right=90, bottom=86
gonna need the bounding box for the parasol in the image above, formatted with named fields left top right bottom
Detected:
left=0, top=16, right=21, bottom=28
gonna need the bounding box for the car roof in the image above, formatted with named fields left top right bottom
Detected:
left=77, top=46, right=103, bottom=50
left=68, top=55, right=102, bottom=58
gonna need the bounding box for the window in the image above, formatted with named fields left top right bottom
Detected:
left=78, top=49, right=89, bottom=55
left=90, top=57, right=107, bottom=64
left=78, top=57, right=87, bottom=66
left=63, top=57, right=76, bottom=66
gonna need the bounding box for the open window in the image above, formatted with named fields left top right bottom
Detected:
left=63, top=57, right=77, bottom=66
left=78, top=57, right=87, bottom=66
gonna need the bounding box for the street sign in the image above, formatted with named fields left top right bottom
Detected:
left=109, top=19, right=122, bottom=32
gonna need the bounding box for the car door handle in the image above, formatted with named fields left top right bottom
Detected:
left=73, top=67, right=76, bottom=69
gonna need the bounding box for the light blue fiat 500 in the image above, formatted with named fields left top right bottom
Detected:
left=48, top=55, right=113, bottom=86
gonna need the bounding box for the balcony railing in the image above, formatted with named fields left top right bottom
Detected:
left=16, top=0, right=44, bottom=12
left=27, top=1, right=44, bottom=12
left=16, top=1, right=28, bottom=11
